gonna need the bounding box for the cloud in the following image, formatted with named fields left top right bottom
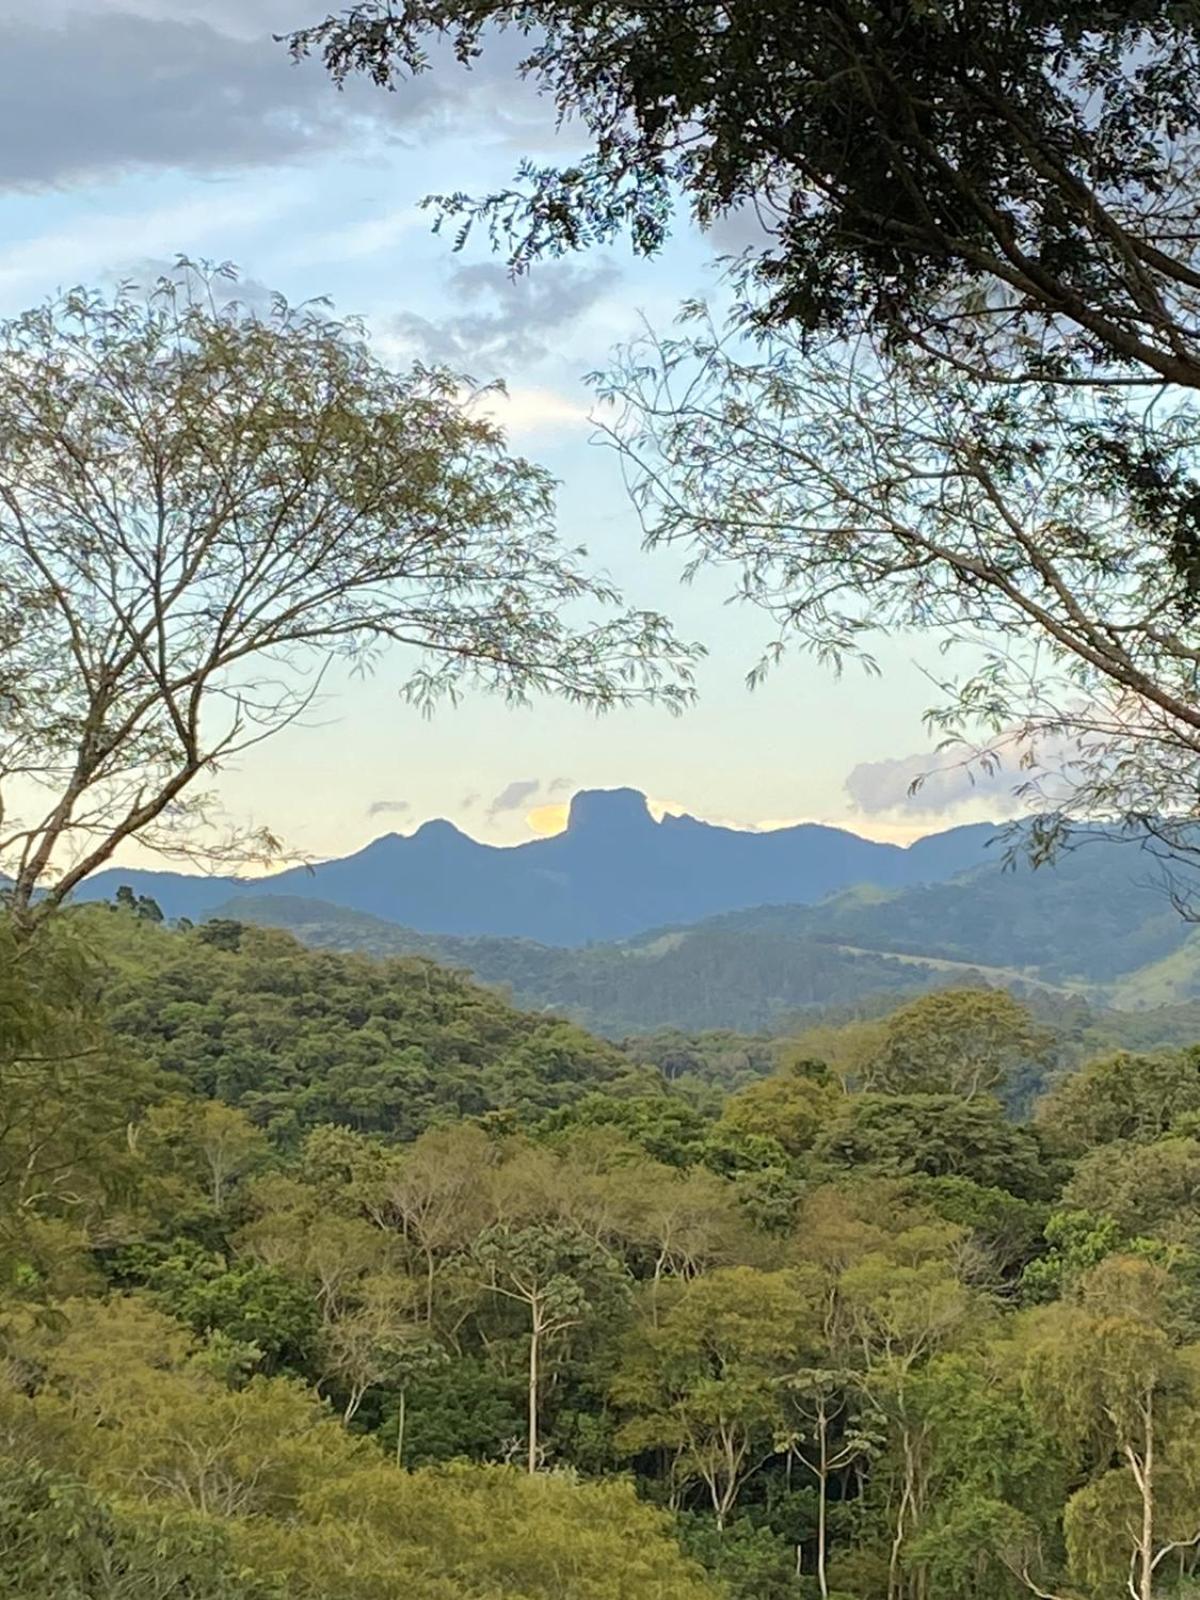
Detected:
left=526, top=802, right=568, bottom=837
left=0, top=193, right=296, bottom=303
left=459, top=792, right=481, bottom=810
left=486, top=778, right=541, bottom=819
left=843, top=745, right=1035, bottom=817
left=547, top=776, right=573, bottom=794
left=0, top=8, right=542, bottom=192
left=384, top=260, right=622, bottom=371
left=291, top=207, right=424, bottom=267
left=473, top=385, right=589, bottom=438
left=366, top=798, right=410, bottom=818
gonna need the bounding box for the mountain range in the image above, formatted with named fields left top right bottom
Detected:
left=72, top=786, right=1200, bottom=1035
left=192, top=837, right=1200, bottom=1037
left=71, top=787, right=1000, bottom=943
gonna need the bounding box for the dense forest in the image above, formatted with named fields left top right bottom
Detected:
left=7, top=902, right=1200, bottom=1599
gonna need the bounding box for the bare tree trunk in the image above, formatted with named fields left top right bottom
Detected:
left=1134, top=1395, right=1155, bottom=1600
left=395, top=1386, right=407, bottom=1468
left=816, top=1404, right=830, bottom=1600
left=889, top=1427, right=918, bottom=1600
left=528, top=1307, right=541, bottom=1475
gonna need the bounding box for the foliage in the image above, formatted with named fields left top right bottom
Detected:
left=0, top=1457, right=268, bottom=1600
left=10, top=901, right=1200, bottom=1597
left=0, top=263, right=694, bottom=917
left=287, top=2, right=1200, bottom=390
left=100, top=917, right=656, bottom=1142
left=599, top=304, right=1200, bottom=867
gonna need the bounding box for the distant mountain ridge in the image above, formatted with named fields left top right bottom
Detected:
left=69, top=787, right=1000, bottom=943
left=201, top=832, right=1200, bottom=1036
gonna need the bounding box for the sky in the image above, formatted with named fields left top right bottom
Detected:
left=0, top=0, right=1021, bottom=862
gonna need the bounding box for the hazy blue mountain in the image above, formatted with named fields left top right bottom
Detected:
left=199, top=830, right=1200, bottom=1035
left=71, top=787, right=998, bottom=943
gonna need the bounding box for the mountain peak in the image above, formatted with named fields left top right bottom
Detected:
left=412, top=817, right=467, bottom=842
left=566, top=787, right=655, bottom=834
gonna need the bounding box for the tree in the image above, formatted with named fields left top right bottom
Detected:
left=249, top=1463, right=720, bottom=1600
left=0, top=264, right=694, bottom=920
left=814, top=1094, right=1056, bottom=1202
left=1062, top=1136, right=1200, bottom=1251
left=138, top=1099, right=267, bottom=1214
left=600, top=312, right=1200, bottom=870
left=0, top=1458, right=270, bottom=1600
left=1020, top=1258, right=1200, bottom=1600
left=471, top=1220, right=625, bottom=1474
left=782, top=1368, right=874, bottom=1600
left=287, top=3, right=1200, bottom=389
left=288, top=3, right=1200, bottom=866
left=612, top=1266, right=816, bottom=1529
left=718, top=1064, right=839, bottom=1155
left=834, top=1232, right=985, bottom=1600
left=867, top=991, right=1051, bottom=1103
left=0, top=916, right=153, bottom=1287
left=316, top=1273, right=443, bottom=1434
left=1036, top=1047, right=1200, bottom=1156
left=362, top=1124, right=496, bottom=1322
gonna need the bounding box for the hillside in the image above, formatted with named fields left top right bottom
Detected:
left=711, top=844, right=1189, bottom=984
left=68, top=787, right=998, bottom=943
left=204, top=893, right=982, bottom=1034
left=94, top=912, right=657, bottom=1142
left=204, top=829, right=1200, bottom=1038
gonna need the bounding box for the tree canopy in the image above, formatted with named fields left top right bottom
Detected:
left=8, top=903, right=1200, bottom=1599
left=287, top=1, right=1200, bottom=387
left=0, top=264, right=695, bottom=920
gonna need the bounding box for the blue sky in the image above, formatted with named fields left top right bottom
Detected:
left=0, top=0, right=1017, bottom=861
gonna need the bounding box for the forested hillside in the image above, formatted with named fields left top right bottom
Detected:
left=212, top=846, right=1200, bottom=1036
left=9, top=904, right=1200, bottom=1599
left=205, top=894, right=956, bottom=1034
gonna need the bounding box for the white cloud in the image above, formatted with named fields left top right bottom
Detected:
left=0, top=189, right=297, bottom=304
left=477, top=385, right=589, bottom=437
left=289, top=206, right=424, bottom=266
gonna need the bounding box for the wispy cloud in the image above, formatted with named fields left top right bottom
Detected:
left=383, top=260, right=622, bottom=370
left=843, top=738, right=1061, bottom=818
left=366, top=798, right=411, bottom=818
left=487, top=778, right=541, bottom=819
left=0, top=190, right=296, bottom=303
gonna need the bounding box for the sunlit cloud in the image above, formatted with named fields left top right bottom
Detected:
left=526, top=802, right=568, bottom=837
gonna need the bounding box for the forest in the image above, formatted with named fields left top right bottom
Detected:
left=12, top=2, right=1200, bottom=1596
left=5, top=901, right=1200, bottom=1600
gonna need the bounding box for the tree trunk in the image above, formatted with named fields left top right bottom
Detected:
left=816, top=1405, right=830, bottom=1600
left=395, top=1386, right=407, bottom=1468
left=528, top=1307, right=541, bottom=1475
left=889, top=1426, right=919, bottom=1600
left=1137, top=1396, right=1155, bottom=1600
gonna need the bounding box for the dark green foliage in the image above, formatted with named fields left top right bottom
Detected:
left=102, top=923, right=654, bottom=1142
left=0, top=1458, right=267, bottom=1599
left=209, top=876, right=1200, bottom=1049
left=288, top=2, right=1200, bottom=391
left=814, top=1094, right=1059, bottom=1201
left=676, top=1515, right=801, bottom=1600
left=379, top=1358, right=525, bottom=1466
left=213, top=895, right=957, bottom=1035
left=901, top=1176, right=1048, bottom=1278
left=122, top=1239, right=320, bottom=1373
left=537, top=1092, right=713, bottom=1167
left=13, top=901, right=1200, bottom=1600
